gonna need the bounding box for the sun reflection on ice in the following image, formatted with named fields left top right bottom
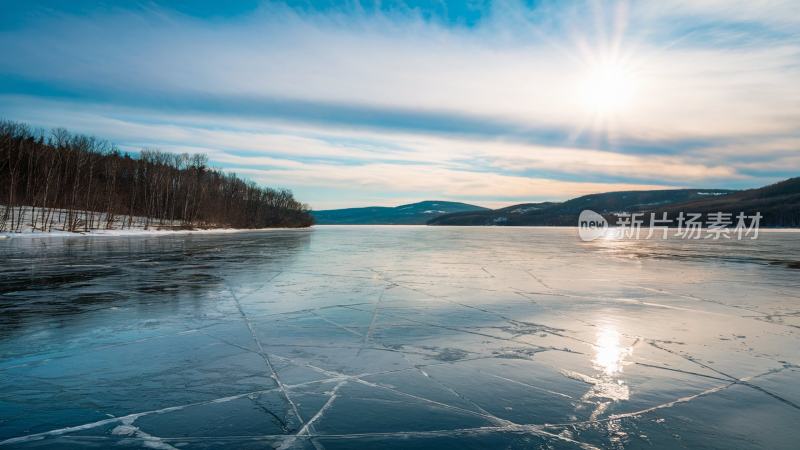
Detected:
left=586, top=227, right=652, bottom=262
left=565, top=324, right=635, bottom=423
left=594, top=326, right=629, bottom=376
left=588, top=325, right=631, bottom=410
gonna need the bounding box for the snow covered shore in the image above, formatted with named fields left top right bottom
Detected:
left=0, top=227, right=306, bottom=239
left=0, top=205, right=307, bottom=239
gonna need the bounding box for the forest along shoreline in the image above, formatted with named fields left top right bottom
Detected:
left=0, top=120, right=314, bottom=236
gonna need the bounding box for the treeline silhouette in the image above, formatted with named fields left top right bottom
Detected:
left=0, top=120, right=313, bottom=232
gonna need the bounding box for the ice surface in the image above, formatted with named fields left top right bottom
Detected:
left=1, top=226, right=799, bottom=449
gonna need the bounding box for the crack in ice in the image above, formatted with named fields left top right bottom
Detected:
left=226, top=275, right=307, bottom=431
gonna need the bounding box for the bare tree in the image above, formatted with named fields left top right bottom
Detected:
left=0, top=120, right=313, bottom=233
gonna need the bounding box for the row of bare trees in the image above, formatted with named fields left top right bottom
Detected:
left=0, top=120, right=313, bottom=232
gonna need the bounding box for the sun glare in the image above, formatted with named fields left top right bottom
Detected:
left=580, top=62, right=637, bottom=115
left=593, top=325, right=630, bottom=376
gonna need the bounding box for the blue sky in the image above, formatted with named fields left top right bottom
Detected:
left=1, top=0, right=798, bottom=209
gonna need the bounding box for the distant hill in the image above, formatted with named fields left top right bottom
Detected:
left=646, top=177, right=800, bottom=227
left=428, top=189, right=737, bottom=226
left=312, top=200, right=488, bottom=225
left=430, top=178, right=800, bottom=227
left=427, top=202, right=557, bottom=225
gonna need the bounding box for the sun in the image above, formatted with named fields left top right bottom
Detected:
left=580, top=61, right=638, bottom=115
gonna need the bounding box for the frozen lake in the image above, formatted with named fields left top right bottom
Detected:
left=1, top=226, right=799, bottom=449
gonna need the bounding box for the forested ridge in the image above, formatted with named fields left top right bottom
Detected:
left=429, top=179, right=800, bottom=227
left=0, top=120, right=313, bottom=232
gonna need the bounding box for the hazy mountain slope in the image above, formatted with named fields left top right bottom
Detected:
left=426, top=202, right=556, bottom=225
left=646, top=177, right=800, bottom=227
left=428, top=189, right=735, bottom=226
left=430, top=178, right=800, bottom=227
left=312, top=201, right=488, bottom=224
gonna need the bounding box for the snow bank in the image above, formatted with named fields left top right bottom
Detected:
left=0, top=205, right=305, bottom=239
